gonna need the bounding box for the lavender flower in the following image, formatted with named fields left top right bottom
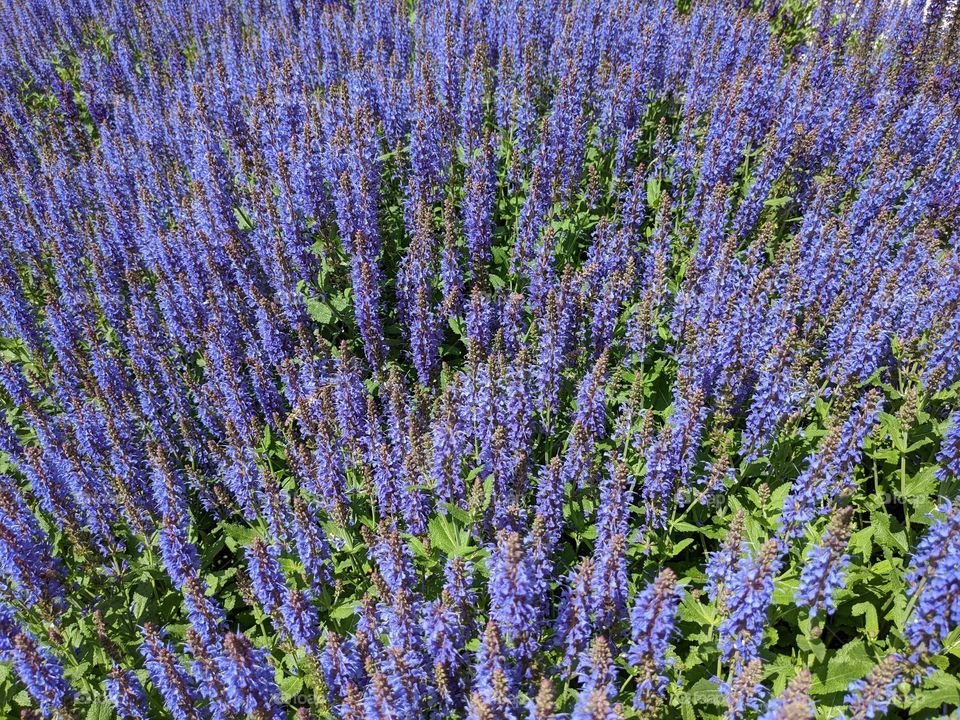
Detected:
left=571, top=637, right=621, bottom=720
left=758, top=668, right=814, bottom=720
left=718, top=659, right=765, bottom=720
left=628, top=568, right=682, bottom=709
left=0, top=473, right=64, bottom=607
left=936, top=410, right=960, bottom=484
left=291, top=496, right=333, bottom=588
left=591, top=533, right=628, bottom=632
left=7, top=632, right=74, bottom=719
left=157, top=516, right=201, bottom=590
left=218, top=632, right=284, bottom=719
left=423, top=597, right=466, bottom=704
left=0, top=1, right=958, bottom=718
left=281, top=589, right=321, bottom=652
left=779, top=394, right=882, bottom=541
left=717, top=540, right=782, bottom=669
left=369, top=523, right=418, bottom=598
left=536, top=459, right=565, bottom=551
left=795, top=506, right=853, bottom=618
left=105, top=667, right=150, bottom=720
left=320, top=631, right=363, bottom=705
left=182, top=576, right=226, bottom=646
left=470, top=620, right=516, bottom=719
left=842, top=654, right=904, bottom=720
left=185, top=627, right=233, bottom=720
left=706, top=511, right=745, bottom=602
left=555, top=559, right=594, bottom=670
left=488, top=530, right=540, bottom=657
left=139, top=624, right=201, bottom=720
left=903, top=501, right=960, bottom=660
left=245, top=537, right=286, bottom=615
left=524, top=678, right=557, bottom=719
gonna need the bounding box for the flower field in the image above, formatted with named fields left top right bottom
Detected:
left=1, top=0, right=960, bottom=717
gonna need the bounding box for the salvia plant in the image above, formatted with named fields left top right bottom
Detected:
left=0, top=0, right=959, bottom=717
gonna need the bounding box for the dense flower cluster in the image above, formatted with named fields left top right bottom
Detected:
left=0, top=0, right=959, bottom=717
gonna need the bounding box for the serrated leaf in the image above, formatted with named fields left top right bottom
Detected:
left=330, top=601, right=358, bottom=619
left=877, top=412, right=905, bottom=453
left=909, top=665, right=960, bottom=710
left=306, top=298, right=334, bottom=324
left=686, top=678, right=723, bottom=707
left=851, top=601, right=879, bottom=638
left=679, top=594, right=716, bottom=628
left=850, top=526, right=873, bottom=559
left=763, top=195, right=793, bottom=208
left=903, top=466, right=936, bottom=500
left=875, top=524, right=908, bottom=554
left=331, top=292, right=350, bottom=312
left=442, top=503, right=473, bottom=526
left=279, top=675, right=304, bottom=700
left=86, top=701, right=115, bottom=720
left=408, top=535, right=431, bottom=560
left=772, top=577, right=799, bottom=606
left=796, top=630, right=826, bottom=663
left=221, top=523, right=258, bottom=547
left=131, top=584, right=152, bottom=620
left=811, top=640, right=874, bottom=695
left=428, top=514, right=470, bottom=556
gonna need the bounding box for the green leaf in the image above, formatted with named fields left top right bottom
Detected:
left=131, top=584, right=152, bottom=621
left=221, top=523, right=258, bottom=548
left=408, top=535, right=432, bottom=560
left=811, top=640, right=874, bottom=695
left=232, top=206, right=254, bottom=230
left=442, top=503, right=473, bottom=526
left=903, top=465, right=936, bottom=501
left=678, top=594, right=716, bottom=628
left=306, top=297, right=334, bottom=325
left=428, top=514, right=471, bottom=556
left=910, top=669, right=960, bottom=711
left=772, top=577, right=799, bottom=606
left=331, top=292, right=351, bottom=313
left=763, top=195, right=793, bottom=208
left=850, top=526, right=873, bottom=559
left=875, top=519, right=908, bottom=555
left=686, top=678, right=723, bottom=707
left=330, top=600, right=357, bottom=620
left=86, top=701, right=116, bottom=720
left=878, top=412, right=905, bottom=453
left=646, top=175, right=662, bottom=209
left=851, top=601, right=879, bottom=638
left=279, top=675, right=305, bottom=701
left=796, top=629, right=826, bottom=663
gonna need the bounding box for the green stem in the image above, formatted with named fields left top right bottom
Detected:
left=901, top=452, right=910, bottom=533
left=900, top=576, right=928, bottom=629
